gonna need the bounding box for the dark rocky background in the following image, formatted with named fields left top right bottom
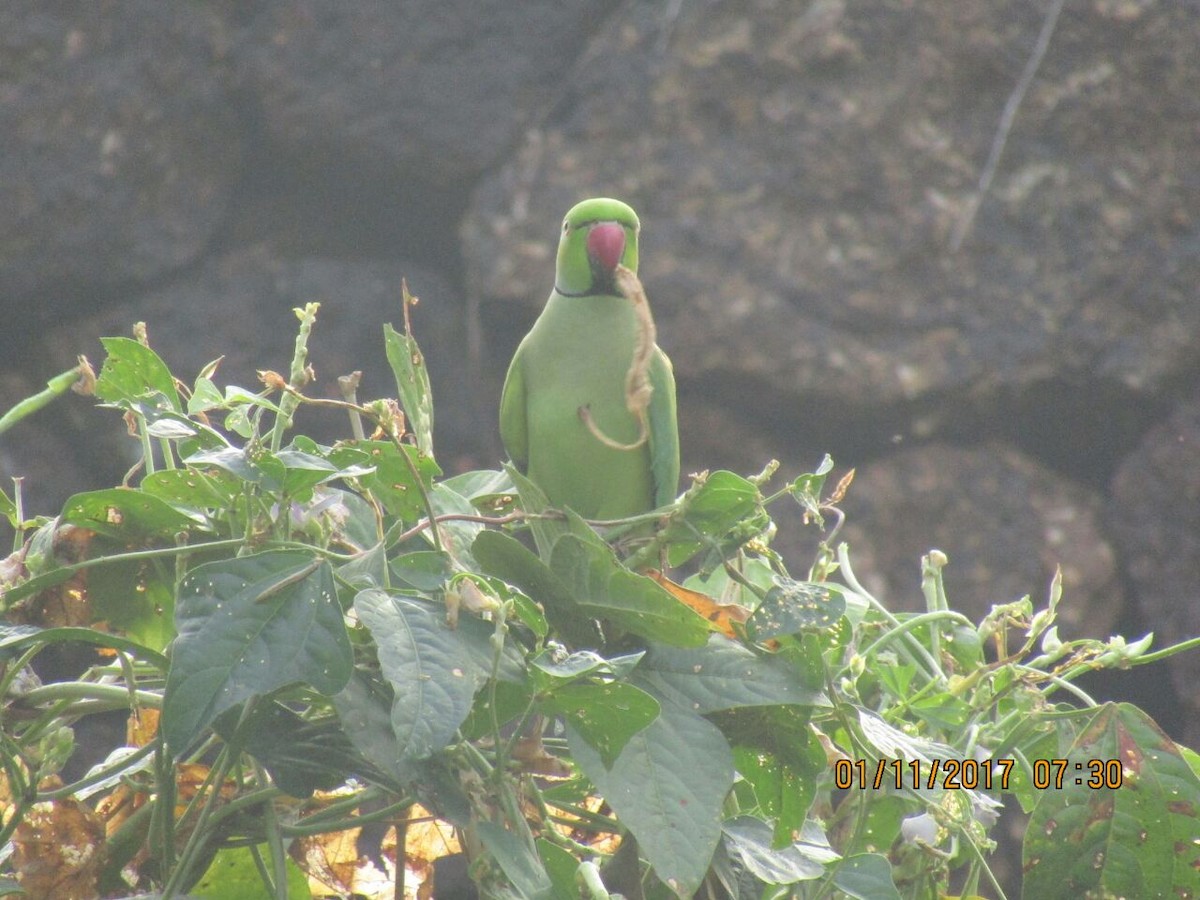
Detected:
left=1, top=0, right=1196, bottom=772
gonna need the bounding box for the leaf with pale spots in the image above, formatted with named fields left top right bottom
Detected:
left=60, top=488, right=207, bottom=540
left=162, top=551, right=351, bottom=756
left=328, top=440, right=440, bottom=523
left=540, top=681, right=659, bottom=768
left=746, top=578, right=846, bottom=640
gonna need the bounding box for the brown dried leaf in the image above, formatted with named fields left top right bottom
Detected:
left=12, top=789, right=105, bottom=900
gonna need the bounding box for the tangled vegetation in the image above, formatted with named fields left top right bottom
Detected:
left=0, top=293, right=1197, bottom=899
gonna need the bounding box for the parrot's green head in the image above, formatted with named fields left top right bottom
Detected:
left=554, top=197, right=640, bottom=298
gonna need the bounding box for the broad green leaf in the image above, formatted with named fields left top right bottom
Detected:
left=162, top=551, right=351, bottom=755
left=722, top=816, right=833, bottom=884
left=472, top=529, right=601, bottom=648
left=88, top=554, right=175, bottom=651
left=332, top=670, right=419, bottom=789
left=94, top=336, right=182, bottom=414
left=541, top=681, right=659, bottom=768
left=60, top=488, right=207, bottom=540
left=1023, top=703, right=1200, bottom=899
left=187, top=445, right=285, bottom=489
left=550, top=534, right=709, bottom=647
left=275, top=448, right=342, bottom=498
left=637, top=636, right=828, bottom=713
left=734, top=736, right=824, bottom=848
left=390, top=550, right=454, bottom=592
left=829, top=853, right=901, bottom=900
left=384, top=320, right=435, bottom=458
left=353, top=590, right=520, bottom=761
left=476, top=819, right=554, bottom=899
left=213, top=701, right=359, bottom=799
left=536, top=839, right=580, bottom=898
left=568, top=700, right=734, bottom=898
left=335, top=543, right=388, bottom=590
left=529, top=649, right=615, bottom=688
left=141, top=467, right=239, bottom=510
left=191, top=844, right=311, bottom=899
left=428, top=482, right=484, bottom=567
left=746, top=579, right=846, bottom=639
left=331, top=440, right=440, bottom=523
left=661, top=470, right=765, bottom=568
left=460, top=680, right=533, bottom=742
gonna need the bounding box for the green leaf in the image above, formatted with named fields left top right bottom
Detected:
left=141, top=467, right=239, bottom=510
left=440, top=468, right=518, bottom=505
left=472, top=529, right=601, bottom=648
left=390, top=550, right=454, bottom=592
left=721, top=816, right=834, bottom=884
left=829, top=853, right=901, bottom=900
left=476, top=819, right=555, bottom=899
left=191, top=844, right=311, bottom=899
left=332, top=670, right=419, bottom=788
left=661, top=470, right=764, bottom=568
left=274, top=448, right=343, bottom=498
left=332, top=440, right=440, bottom=523
left=529, top=649, right=619, bottom=688
left=550, top=534, right=710, bottom=647
left=94, top=336, right=182, bottom=414
left=536, top=839, right=581, bottom=898
left=187, top=445, right=285, bottom=489
left=213, top=702, right=359, bottom=798
left=354, top=590, right=515, bottom=761
left=789, top=454, right=835, bottom=519
left=733, top=735, right=824, bottom=848
left=0, top=624, right=167, bottom=669
left=162, top=551, right=352, bottom=755
left=59, top=488, right=207, bottom=540
left=88, top=553, right=175, bottom=651
left=384, top=320, right=435, bottom=458
left=1023, top=703, right=1200, bottom=899
left=540, top=682, right=659, bottom=768
left=746, top=579, right=846, bottom=640
left=568, top=700, right=734, bottom=898
left=460, top=680, right=533, bottom=742
left=503, top=464, right=567, bottom=559
left=637, top=636, right=828, bottom=713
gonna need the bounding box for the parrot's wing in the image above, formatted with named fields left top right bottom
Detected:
left=499, top=344, right=529, bottom=471
left=648, top=347, right=680, bottom=509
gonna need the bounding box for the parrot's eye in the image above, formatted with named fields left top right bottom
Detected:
left=562, top=221, right=569, bottom=233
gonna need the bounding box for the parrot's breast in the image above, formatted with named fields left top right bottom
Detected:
left=520, top=293, right=655, bottom=519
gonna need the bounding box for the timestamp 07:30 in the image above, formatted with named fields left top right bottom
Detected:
left=833, top=757, right=1125, bottom=791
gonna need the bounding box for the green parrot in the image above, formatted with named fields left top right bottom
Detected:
left=499, top=197, right=679, bottom=520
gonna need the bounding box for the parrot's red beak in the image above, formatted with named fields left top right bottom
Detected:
left=586, top=222, right=626, bottom=272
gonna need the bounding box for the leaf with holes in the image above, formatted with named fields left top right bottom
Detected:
left=747, top=579, right=846, bottom=640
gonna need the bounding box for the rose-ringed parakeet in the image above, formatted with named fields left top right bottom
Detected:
left=499, top=198, right=679, bottom=520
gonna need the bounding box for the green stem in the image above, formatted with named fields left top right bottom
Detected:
left=0, top=364, right=88, bottom=436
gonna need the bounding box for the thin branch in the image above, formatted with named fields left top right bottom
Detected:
left=950, top=0, right=1065, bottom=251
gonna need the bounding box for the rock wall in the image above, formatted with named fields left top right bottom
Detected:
left=2, top=1, right=1197, bottom=741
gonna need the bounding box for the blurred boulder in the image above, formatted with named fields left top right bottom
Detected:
left=0, top=1, right=241, bottom=316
